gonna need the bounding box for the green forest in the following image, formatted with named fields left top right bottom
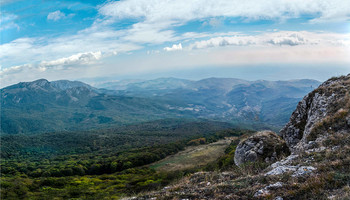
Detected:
left=1, top=119, right=253, bottom=199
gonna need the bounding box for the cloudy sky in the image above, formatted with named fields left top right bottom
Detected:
left=1, top=0, right=350, bottom=87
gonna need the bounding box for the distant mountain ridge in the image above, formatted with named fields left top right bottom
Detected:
left=1, top=77, right=321, bottom=134
left=4, top=79, right=93, bottom=91
left=96, top=77, right=318, bottom=93
left=1, top=79, right=186, bottom=134
left=105, top=77, right=320, bottom=126
left=1, top=79, right=99, bottom=107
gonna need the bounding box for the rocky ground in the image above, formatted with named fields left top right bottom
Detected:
left=128, top=74, right=350, bottom=200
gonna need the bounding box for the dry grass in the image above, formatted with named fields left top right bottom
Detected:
left=149, top=138, right=234, bottom=172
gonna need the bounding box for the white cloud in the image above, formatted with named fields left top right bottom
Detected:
left=189, top=31, right=350, bottom=49
left=0, top=12, right=17, bottom=24
left=0, top=21, right=19, bottom=31
left=180, top=31, right=241, bottom=41
left=96, top=0, right=350, bottom=48
left=202, top=18, right=222, bottom=27
left=99, top=0, right=350, bottom=23
left=0, top=12, right=19, bottom=31
left=47, top=11, right=74, bottom=21
left=190, top=36, right=256, bottom=49
left=122, top=22, right=178, bottom=44
left=3, top=1, right=347, bottom=70
left=39, top=51, right=102, bottom=68
left=164, top=43, right=182, bottom=51
left=0, top=51, right=102, bottom=75
left=0, top=52, right=103, bottom=86
left=0, top=29, right=142, bottom=69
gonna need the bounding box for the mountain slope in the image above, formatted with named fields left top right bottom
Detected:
left=0, top=79, right=188, bottom=134
left=134, top=74, right=350, bottom=200
left=153, top=78, right=320, bottom=125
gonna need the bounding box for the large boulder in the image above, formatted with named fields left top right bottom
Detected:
left=280, top=74, right=350, bottom=152
left=234, top=131, right=290, bottom=166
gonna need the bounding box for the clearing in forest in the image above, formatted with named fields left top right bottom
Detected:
left=149, top=138, right=235, bottom=171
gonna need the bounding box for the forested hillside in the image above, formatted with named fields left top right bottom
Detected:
left=0, top=118, right=253, bottom=199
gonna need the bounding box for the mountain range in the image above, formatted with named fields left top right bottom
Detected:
left=0, top=77, right=320, bottom=134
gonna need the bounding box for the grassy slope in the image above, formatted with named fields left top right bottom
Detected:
left=135, top=133, right=350, bottom=200
left=150, top=138, right=235, bottom=172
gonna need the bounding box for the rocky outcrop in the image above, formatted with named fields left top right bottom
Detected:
left=280, top=74, right=350, bottom=152
left=234, top=131, right=290, bottom=166
left=263, top=74, right=350, bottom=178
left=264, top=153, right=316, bottom=177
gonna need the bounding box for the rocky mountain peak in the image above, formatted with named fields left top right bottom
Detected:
left=1, top=79, right=99, bottom=107
left=31, top=78, right=49, bottom=85
left=280, top=74, right=350, bottom=153
left=3, top=79, right=94, bottom=92
left=25, top=79, right=54, bottom=91
left=51, top=80, right=93, bottom=90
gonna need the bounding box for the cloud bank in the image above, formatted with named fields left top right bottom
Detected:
left=164, top=43, right=182, bottom=51
left=189, top=31, right=350, bottom=49
left=1, top=0, right=350, bottom=87
left=99, top=0, right=350, bottom=23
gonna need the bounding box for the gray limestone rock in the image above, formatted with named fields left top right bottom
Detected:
left=280, top=74, right=350, bottom=153
left=234, top=131, right=290, bottom=166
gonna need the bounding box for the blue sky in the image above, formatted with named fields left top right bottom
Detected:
left=1, top=0, right=350, bottom=86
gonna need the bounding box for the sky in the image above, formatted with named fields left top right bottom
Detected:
left=1, top=0, right=350, bottom=87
